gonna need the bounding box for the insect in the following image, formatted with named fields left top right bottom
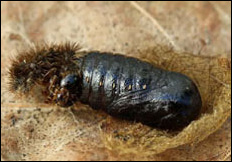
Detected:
left=9, top=43, right=202, bottom=130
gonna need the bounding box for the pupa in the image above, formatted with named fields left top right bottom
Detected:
left=9, top=43, right=202, bottom=130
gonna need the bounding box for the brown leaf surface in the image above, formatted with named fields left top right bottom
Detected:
left=1, top=1, right=231, bottom=161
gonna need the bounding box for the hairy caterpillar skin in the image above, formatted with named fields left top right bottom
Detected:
left=9, top=43, right=202, bottom=130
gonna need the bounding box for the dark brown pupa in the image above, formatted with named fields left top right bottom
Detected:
left=9, top=43, right=202, bottom=130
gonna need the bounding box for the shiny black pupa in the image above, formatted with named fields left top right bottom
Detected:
left=9, top=43, right=202, bottom=130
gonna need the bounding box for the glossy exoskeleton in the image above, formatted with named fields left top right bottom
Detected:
left=60, top=52, right=202, bottom=130
left=9, top=44, right=202, bottom=130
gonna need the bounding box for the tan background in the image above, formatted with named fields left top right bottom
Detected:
left=1, top=1, right=231, bottom=161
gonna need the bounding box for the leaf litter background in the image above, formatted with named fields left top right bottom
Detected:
left=1, top=1, right=231, bottom=161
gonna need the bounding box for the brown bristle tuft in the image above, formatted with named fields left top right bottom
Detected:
left=8, top=42, right=83, bottom=94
